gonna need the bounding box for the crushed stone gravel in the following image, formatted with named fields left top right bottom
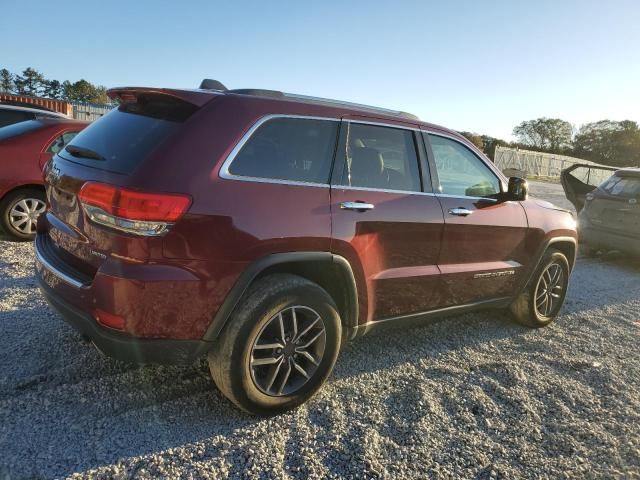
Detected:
left=0, top=181, right=638, bottom=479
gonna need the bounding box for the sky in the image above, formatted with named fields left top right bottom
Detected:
left=2, top=0, right=639, bottom=140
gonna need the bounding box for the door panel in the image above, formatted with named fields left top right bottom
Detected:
left=436, top=196, right=528, bottom=305
left=331, top=188, right=444, bottom=321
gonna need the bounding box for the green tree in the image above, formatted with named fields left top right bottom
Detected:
left=481, top=135, right=508, bottom=161
left=513, top=117, right=573, bottom=152
left=63, top=79, right=98, bottom=102
left=0, top=68, right=14, bottom=93
left=460, top=131, right=484, bottom=150
left=62, top=79, right=110, bottom=103
left=93, top=85, right=110, bottom=104
left=43, top=79, right=64, bottom=99
left=13, top=67, right=46, bottom=96
left=573, top=120, right=640, bottom=167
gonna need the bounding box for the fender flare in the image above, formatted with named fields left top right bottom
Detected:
left=202, top=252, right=359, bottom=342
left=514, top=236, right=577, bottom=298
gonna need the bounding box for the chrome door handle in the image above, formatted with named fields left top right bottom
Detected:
left=448, top=207, right=473, bottom=216
left=340, top=201, right=375, bottom=212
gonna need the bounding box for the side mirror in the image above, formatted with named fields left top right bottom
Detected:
left=506, top=176, right=528, bottom=201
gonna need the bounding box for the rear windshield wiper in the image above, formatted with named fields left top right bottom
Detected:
left=64, top=145, right=105, bottom=161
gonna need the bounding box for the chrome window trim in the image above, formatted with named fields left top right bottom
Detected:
left=347, top=118, right=420, bottom=131
left=219, top=114, right=340, bottom=187
left=332, top=185, right=436, bottom=197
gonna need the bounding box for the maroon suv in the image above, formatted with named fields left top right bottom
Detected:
left=35, top=81, right=577, bottom=414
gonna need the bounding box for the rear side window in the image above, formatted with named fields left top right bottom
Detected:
left=228, top=117, right=339, bottom=184
left=58, top=94, right=197, bottom=174
left=342, top=123, right=421, bottom=192
left=599, top=175, right=640, bottom=198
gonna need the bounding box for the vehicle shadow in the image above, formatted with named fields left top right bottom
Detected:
left=2, top=256, right=640, bottom=478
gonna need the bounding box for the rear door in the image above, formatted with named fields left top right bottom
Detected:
left=330, top=119, right=444, bottom=323
left=425, top=132, right=529, bottom=306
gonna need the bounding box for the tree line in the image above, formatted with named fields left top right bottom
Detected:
left=0, top=66, right=110, bottom=104
left=461, top=117, right=640, bottom=168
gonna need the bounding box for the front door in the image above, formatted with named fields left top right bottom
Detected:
left=426, top=133, right=529, bottom=306
left=330, top=120, right=444, bottom=323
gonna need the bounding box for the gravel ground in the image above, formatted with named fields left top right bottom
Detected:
left=1, top=182, right=639, bottom=479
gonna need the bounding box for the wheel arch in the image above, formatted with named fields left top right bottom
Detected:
left=514, top=236, right=577, bottom=299
left=0, top=183, right=46, bottom=203
left=202, top=252, right=359, bottom=343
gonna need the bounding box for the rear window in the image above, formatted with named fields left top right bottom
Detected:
left=58, top=94, right=197, bottom=174
left=0, top=119, right=42, bottom=140
left=228, top=117, right=339, bottom=184
left=599, top=174, right=640, bottom=198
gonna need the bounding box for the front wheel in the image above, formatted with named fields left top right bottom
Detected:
left=208, top=274, right=342, bottom=415
left=510, top=249, right=570, bottom=328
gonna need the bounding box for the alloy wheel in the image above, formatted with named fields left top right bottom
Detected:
left=249, top=306, right=326, bottom=396
left=534, top=262, right=564, bottom=317
left=9, top=198, right=46, bottom=235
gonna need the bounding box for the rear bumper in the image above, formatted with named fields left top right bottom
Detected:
left=37, top=275, right=210, bottom=364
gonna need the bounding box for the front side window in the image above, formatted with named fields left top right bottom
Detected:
left=342, top=123, right=421, bottom=192
left=47, top=131, right=79, bottom=154
left=228, top=117, right=339, bottom=184
left=429, top=135, right=500, bottom=198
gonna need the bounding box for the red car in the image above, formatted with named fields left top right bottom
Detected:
left=35, top=81, right=577, bottom=414
left=0, top=118, right=88, bottom=239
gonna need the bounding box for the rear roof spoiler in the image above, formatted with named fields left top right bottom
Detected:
left=107, top=87, right=219, bottom=107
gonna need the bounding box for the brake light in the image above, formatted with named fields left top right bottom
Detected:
left=78, top=182, right=191, bottom=236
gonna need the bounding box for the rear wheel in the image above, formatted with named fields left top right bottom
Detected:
left=208, top=274, right=342, bottom=415
left=0, top=188, right=46, bottom=240
left=510, top=249, right=570, bottom=328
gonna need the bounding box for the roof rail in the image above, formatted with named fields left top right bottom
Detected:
left=227, top=88, right=284, bottom=99
left=283, top=93, right=419, bottom=120
left=222, top=84, right=419, bottom=120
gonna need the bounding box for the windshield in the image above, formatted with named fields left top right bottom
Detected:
left=0, top=120, right=44, bottom=141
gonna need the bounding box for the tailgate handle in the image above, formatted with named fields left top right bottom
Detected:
left=340, top=201, right=374, bottom=212
left=448, top=207, right=473, bottom=217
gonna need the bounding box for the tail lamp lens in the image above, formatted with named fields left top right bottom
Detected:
left=78, top=182, right=191, bottom=236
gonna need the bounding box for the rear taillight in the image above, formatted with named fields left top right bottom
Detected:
left=78, top=182, right=191, bottom=236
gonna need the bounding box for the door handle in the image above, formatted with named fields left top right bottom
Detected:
left=340, top=201, right=375, bottom=212
left=448, top=207, right=473, bottom=216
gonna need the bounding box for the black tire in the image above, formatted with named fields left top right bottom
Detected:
left=0, top=188, right=46, bottom=241
left=208, top=274, right=342, bottom=415
left=510, top=249, right=570, bottom=328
